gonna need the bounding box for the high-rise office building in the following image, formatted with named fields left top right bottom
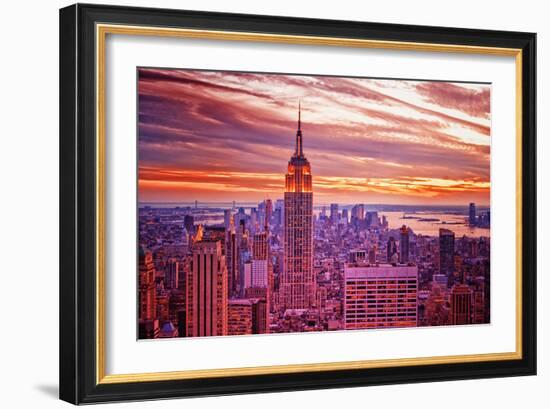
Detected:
left=227, top=299, right=253, bottom=336
left=366, top=211, right=379, bottom=227
left=225, top=213, right=239, bottom=297
left=351, top=204, right=364, bottom=222
left=439, top=228, right=456, bottom=286
left=472, top=276, right=487, bottom=324
left=450, top=284, right=473, bottom=325
left=249, top=204, right=271, bottom=289
left=265, top=199, right=273, bottom=226
left=165, top=258, right=179, bottom=289
left=250, top=207, right=258, bottom=233
left=387, top=236, right=397, bottom=262
left=250, top=298, right=269, bottom=334
left=469, top=202, right=476, bottom=226
left=156, top=288, right=169, bottom=323
left=341, top=208, right=349, bottom=224
left=244, top=287, right=270, bottom=334
left=177, top=256, right=189, bottom=290
left=275, top=199, right=284, bottom=225
left=139, top=246, right=156, bottom=321
left=186, top=240, right=228, bottom=337
left=250, top=260, right=269, bottom=288
left=344, top=263, right=418, bottom=329
left=168, top=289, right=185, bottom=332
left=242, top=261, right=252, bottom=290
left=246, top=208, right=272, bottom=332
left=330, top=203, right=339, bottom=224
left=223, top=209, right=233, bottom=231
left=253, top=230, right=268, bottom=261
left=399, top=225, right=410, bottom=264
left=281, top=104, right=315, bottom=310
left=184, top=214, right=195, bottom=234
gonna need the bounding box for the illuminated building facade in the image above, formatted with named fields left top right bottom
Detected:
left=330, top=203, right=339, bottom=224
left=281, top=104, right=315, bottom=310
left=224, top=214, right=239, bottom=297
left=399, top=225, right=410, bottom=264
left=450, top=284, right=473, bottom=325
left=469, top=202, right=476, bottom=226
left=227, top=299, right=253, bottom=335
left=165, top=258, right=179, bottom=289
left=387, top=236, right=397, bottom=262
left=251, top=214, right=270, bottom=288
left=351, top=204, right=364, bottom=222
left=139, top=246, right=156, bottom=321
left=344, top=263, right=418, bottom=329
left=186, top=240, right=228, bottom=337
left=439, top=228, right=456, bottom=286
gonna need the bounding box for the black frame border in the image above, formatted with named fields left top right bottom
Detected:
left=59, top=3, right=536, bottom=404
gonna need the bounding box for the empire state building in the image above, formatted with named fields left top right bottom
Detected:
left=281, top=104, right=315, bottom=310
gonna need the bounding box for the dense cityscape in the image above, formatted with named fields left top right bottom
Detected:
left=138, top=107, right=490, bottom=339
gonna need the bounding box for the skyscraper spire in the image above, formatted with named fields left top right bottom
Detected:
left=298, top=100, right=301, bottom=131
left=295, top=102, right=303, bottom=157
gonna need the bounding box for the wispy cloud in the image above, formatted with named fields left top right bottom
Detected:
left=138, top=68, right=490, bottom=205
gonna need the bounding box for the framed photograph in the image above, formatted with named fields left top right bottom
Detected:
left=59, top=3, right=536, bottom=404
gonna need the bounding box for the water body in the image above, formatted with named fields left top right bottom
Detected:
left=381, top=211, right=489, bottom=238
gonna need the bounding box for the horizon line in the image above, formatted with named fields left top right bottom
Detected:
left=139, top=201, right=490, bottom=207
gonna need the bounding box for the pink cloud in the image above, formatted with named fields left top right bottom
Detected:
left=137, top=68, right=491, bottom=205
left=415, top=82, right=490, bottom=119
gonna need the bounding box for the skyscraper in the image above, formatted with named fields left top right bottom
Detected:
left=223, top=209, right=233, bottom=232
left=399, top=225, right=410, bottom=264
left=387, top=236, right=397, bottom=262
left=186, top=240, right=228, bottom=337
left=227, top=299, right=253, bottom=336
left=165, top=258, right=179, bottom=289
left=250, top=297, right=269, bottom=334
left=138, top=246, right=156, bottom=321
left=351, top=204, right=365, bottom=222
left=224, top=212, right=239, bottom=297
left=450, top=284, right=473, bottom=325
left=184, top=214, right=195, bottom=234
left=265, top=199, right=273, bottom=226
left=168, top=289, right=185, bottom=334
left=439, top=228, right=456, bottom=286
left=281, top=104, right=315, bottom=310
left=366, top=211, right=379, bottom=227
left=330, top=203, right=339, bottom=224
left=341, top=208, right=349, bottom=224
left=344, top=262, right=418, bottom=329
left=253, top=227, right=268, bottom=261
left=469, top=202, right=476, bottom=226
left=251, top=210, right=270, bottom=288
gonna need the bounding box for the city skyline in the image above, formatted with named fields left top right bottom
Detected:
left=138, top=69, right=490, bottom=205
left=138, top=68, right=490, bottom=340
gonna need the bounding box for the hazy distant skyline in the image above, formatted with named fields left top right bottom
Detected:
left=138, top=68, right=490, bottom=205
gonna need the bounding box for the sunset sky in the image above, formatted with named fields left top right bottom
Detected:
left=138, top=68, right=490, bottom=205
